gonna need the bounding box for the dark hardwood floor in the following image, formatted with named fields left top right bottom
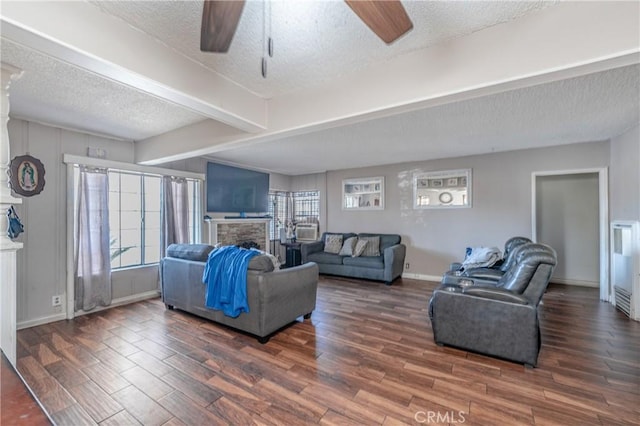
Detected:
left=14, top=277, right=640, bottom=425
left=1, top=350, right=51, bottom=425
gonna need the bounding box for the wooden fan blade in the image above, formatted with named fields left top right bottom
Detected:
left=201, top=0, right=245, bottom=53
left=345, top=0, right=413, bottom=44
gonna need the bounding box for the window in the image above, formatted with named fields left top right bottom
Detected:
left=268, top=191, right=289, bottom=240
left=108, top=171, right=158, bottom=268
left=75, top=166, right=201, bottom=270
left=292, top=191, right=320, bottom=224
left=268, top=190, right=320, bottom=240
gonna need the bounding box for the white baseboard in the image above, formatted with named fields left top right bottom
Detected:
left=17, top=290, right=160, bottom=329
left=550, top=277, right=599, bottom=288
left=74, top=290, right=161, bottom=318
left=402, top=272, right=442, bottom=282
left=17, top=313, right=67, bottom=330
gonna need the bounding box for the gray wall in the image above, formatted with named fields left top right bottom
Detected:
left=8, top=114, right=629, bottom=326
left=536, top=173, right=600, bottom=285
left=9, top=119, right=159, bottom=327
left=310, top=141, right=610, bottom=279
left=610, top=125, right=640, bottom=222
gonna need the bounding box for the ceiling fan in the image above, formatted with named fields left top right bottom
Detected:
left=200, top=0, right=414, bottom=53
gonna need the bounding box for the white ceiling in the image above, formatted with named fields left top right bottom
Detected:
left=88, top=0, right=554, bottom=98
left=1, top=1, right=638, bottom=175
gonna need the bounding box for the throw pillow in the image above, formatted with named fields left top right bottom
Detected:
left=353, top=239, right=368, bottom=257
left=339, top=236, right=357, bottom=256
left=166, top=244, right=214, bottom=262
left=324, top=234, right=343, bottom=254
left=248, top=254, right=275, bottom=272
left=359, top=236, right=381, bottom=256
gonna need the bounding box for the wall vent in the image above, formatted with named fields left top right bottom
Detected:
left=614, top=285, right=631, bottom=317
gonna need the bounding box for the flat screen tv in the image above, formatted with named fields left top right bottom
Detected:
left=206, top=162, right=270, bottom=214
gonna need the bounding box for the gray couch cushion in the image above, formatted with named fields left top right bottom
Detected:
left=339, top=236, right=358, bottom=256
left=353, top=239, right=368, bottom=257
left=324, top=234, right=344, bottom=254
left=358, top=236, right=380, bottom=257
left=166, top=244, right=214, bottom=262
left=359, top=233, right=401, bottom=251
left=343, top=255, right=384, bottom=269
left=307, top=252, right=344, bottom=265
left=248, top=255, right=275, bottom=272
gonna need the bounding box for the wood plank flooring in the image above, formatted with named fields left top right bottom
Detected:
left=1, top=350, right=51, bottom=425
left=14, top=277, right=640, bottom=425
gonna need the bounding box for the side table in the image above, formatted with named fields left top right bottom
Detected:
left=282, top=242, right=302, bottom=268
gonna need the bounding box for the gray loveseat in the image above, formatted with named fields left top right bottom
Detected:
left=161, top=244, right=319, bottom=343
left=301, top=232, right=406, bottom=285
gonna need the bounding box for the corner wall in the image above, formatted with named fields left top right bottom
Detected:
left=8, top=119, right=159, bottom=327
left=319, top=141, right=610, bottom=279
left=610, top=125, right=640, bottom=222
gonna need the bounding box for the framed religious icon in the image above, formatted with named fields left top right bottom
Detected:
left=9, top=154, right=46, bottom=197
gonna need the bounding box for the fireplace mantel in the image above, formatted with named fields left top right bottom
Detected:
left=206, top=218, right=271, bottom=253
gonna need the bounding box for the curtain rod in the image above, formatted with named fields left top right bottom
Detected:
left=63, top=154, right=204, bottom=180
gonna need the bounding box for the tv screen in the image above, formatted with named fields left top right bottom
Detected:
left=206, top=162, right=270, bottom=214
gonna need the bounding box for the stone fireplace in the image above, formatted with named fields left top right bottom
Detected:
left=207, top=218, right=271, bottom=253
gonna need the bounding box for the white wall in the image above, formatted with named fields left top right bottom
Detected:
left=8, top=119, right=159, bottom=328
left=610, top=125, right=640, bottom=222
left=318, top=141, right=610, bottom=279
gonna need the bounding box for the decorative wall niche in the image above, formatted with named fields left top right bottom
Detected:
left=413, top=169, right=472, bottom=209
left=342, top=176, right=384, bottom=210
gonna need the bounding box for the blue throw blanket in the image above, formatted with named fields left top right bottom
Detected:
left=202, top=245, right=260, bottom=318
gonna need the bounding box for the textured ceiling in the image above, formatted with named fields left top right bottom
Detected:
left=1, top=38, right=207, bottom=140
left=208, top=64, right=640, bottom=175
left=89, top=0, right=554, bottom=98
left=1, top=1, right=638, bottom=175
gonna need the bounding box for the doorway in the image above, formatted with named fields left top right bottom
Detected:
left=532, top=168, right=609, bottom=301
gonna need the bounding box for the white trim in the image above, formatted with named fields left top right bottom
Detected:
left=70, top=291, right=160, bottom=319
left=63, top=154, right=204, bottom=181
left=17, top=313, right=67, bottom=330
left=531, top=167, right=609, bottom=301
left=402, top=272, right=442, bottom=282
left=550, top=277, right=599, bottom=288
left=66, top=163, right=75, bottom=320
left=17, top=290, right=160, bottom=329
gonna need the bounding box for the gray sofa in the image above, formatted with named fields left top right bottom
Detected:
left=301, top=232, right=406, bottom=285
left=161, top=244, right=319, bottom=343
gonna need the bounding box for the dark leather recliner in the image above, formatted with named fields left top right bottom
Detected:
left=429, top=245, right=557, bottom=367
left=448, top=236, right=532, bottom=277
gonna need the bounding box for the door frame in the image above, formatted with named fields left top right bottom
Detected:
left=531, top=167, right=609, bottom=301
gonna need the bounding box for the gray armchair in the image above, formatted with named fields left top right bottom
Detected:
left=430, top=246, right=557, bottom=367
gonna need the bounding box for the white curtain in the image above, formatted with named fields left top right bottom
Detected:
left=161, top=176, right=189, bottom=258
left=74, top=166, right=111, bottom=311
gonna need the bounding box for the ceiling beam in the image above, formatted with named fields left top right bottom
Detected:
left=135, top=1, right=639, bottom=165
left=0, top=1, right=266, bottom=134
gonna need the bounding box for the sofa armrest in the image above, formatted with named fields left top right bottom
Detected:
left=255, top=262, right=319, bottom=334
left=462, top=268, right=503, bottom=281
left=462, top=286, right=529, bottom=304
left=441, top=273, right=501, bottom=287
left=301, top=241, right=324, bottom=263
left=383, top=244, right=406, bottom=283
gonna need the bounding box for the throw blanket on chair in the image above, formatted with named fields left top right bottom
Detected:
left=461, top=246, right=502, bottom=270
left=202, top=245, right=260, bottom=317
